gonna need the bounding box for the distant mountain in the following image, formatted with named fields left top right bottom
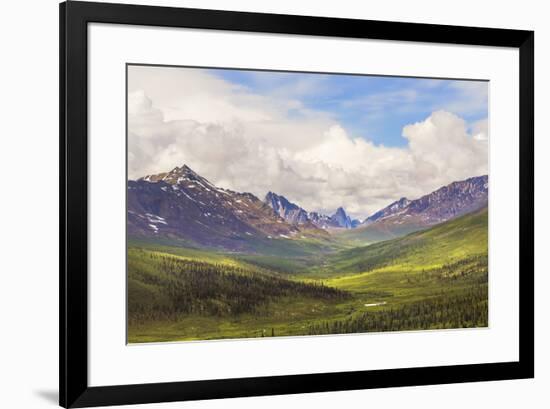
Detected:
left=364, top=197, right=411, bottom=225
left=331, top=207, right=354, bottom=229
left=265, top=192, right=309, bottom=225
left=128, top=165, right=488, bottom=249
left=263, top=193, right=358, bottom=230
left=308, top=212, right=336, bottom=229
left=342, top=175, right=488, bottom=243
left=127, top=165, right=327, bottom=252
left=404, top=175, right=488, bottom=221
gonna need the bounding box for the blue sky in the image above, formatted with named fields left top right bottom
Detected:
left=208, top=68, right=488, bottom=148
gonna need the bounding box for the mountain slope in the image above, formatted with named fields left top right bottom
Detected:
left=128, top=247, right=348, bottom=326
left=312, top=205, right=488, bottom=277
left=341, top=175, right=488, bottom=244
left=265, top=192, right=311, bottom=225
left=128, top=165, right=318, bottom=252
left=365, top=197, right=411, bottom=224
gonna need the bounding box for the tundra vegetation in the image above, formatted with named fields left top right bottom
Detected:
left=127, top=207, right=488, bottom=343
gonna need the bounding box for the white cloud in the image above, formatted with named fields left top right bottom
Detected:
left=128, top=66, right=488, bottom=220
left=471, top=118, right=489, bottom=141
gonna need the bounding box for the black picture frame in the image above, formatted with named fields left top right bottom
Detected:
left=60, top=1, right=534, bottom=407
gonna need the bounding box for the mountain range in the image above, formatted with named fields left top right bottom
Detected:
left=127, top=164, right=488, bottom=251
left=264, top=191, right=360, bottom=230
left=366, top=175, right=488, bottom=225
left=343, top=175, right=488, bottom=242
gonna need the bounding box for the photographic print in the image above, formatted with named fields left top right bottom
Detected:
left=126, top=64, right=489, bottom=343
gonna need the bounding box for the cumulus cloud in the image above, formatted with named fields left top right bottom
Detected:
left=127, top=66, right=488, bottom=219
left=471, top=118, right=489, bottom=141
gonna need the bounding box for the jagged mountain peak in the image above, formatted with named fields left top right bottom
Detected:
left=140, top=164, right=223, bottom=193
left=264, top=193, right=360, bottom=230
left=169, top=164, right=198, bottom=178
left=334, top=207, right=347, bottom=216
left=265, top=191, right=287, bottom=207
left=331, top=207, right=353, bottom=229
left=264, top=192, right=309, bottom=225
left=395, top=197, right=410, bottom=207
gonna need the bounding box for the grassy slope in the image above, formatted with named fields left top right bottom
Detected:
left=305, top=206, right=488, bottom=278
left=127, top=247, right=350, bottom=342
left=130, top=226, right=342, bottom=259
left=318, top=207, right=488, bottom=321
left=129, top=234, right=349, bottom=275
left=128, top=207, right=488, bottom=342
left=334, top=222, right=425, bottom=246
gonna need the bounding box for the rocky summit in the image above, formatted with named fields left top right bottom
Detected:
left=331, top=207, right=353, bottom=229
left=265, top=192, right=310, bottom=225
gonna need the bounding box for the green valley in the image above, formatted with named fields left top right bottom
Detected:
left=128, top=207, right=488, bottom=343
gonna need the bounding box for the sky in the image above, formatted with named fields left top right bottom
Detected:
left=127, top=64, right=489, bottom=220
